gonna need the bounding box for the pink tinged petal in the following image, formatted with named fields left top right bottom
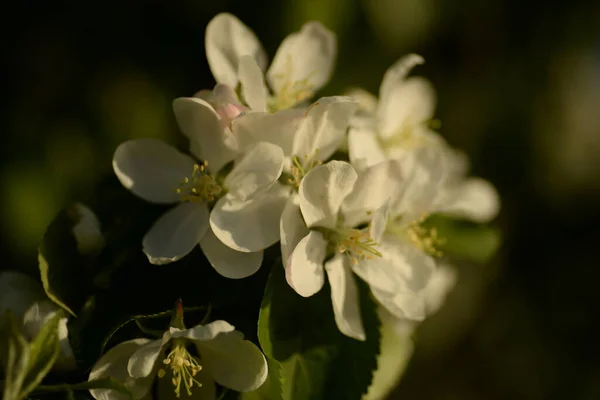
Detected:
left=378, top=77, right=436, bottom=139
left=172, top=97, right=238, bottom=173
left=268, top=21, right=336, bottom=97
left=285, top=230, right=327, bottom=297
left=89, top=339, right=156, bottom=400
left=439, top=177, right=500, bottom=223
left=142, top=202, right=209, bottom=265
left=112, top=139, right=195, bottom=204
left=347, top=128, right=387, bottom=171
left=341, top=159, right=404, bottom=225
left=231, top=109, right=304, bottom=155
left=325, top=255, right=366, bottom=341
left=238, top=55, right=268, bottom=112
left=210, top=183, right=289, bottom=252
left=292, top=96, right=359, bottom=163
left=280, top=195, right=310, bottom=265
left=224, top=142, right=284, bottom=202
left=205, top=13, right=267, bottom=88
left=193, top=329, right=268, bottom=392
left=127, top=336, right=168, bottom=378
left=200, top=228, right=263, bottom=279
left=299, top=161, right=358, bottom=229
left=378, top=54, right=424, bottom=114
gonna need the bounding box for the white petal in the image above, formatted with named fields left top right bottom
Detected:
left=143, top=203, right=209, bottom=265
left=341, top=159, right=403, bottom=226
left=369, top=202, right=390, bottom=244
left=268, top=21, right=336, bottom=97
left=173, top=97, right=238, bottom=173
left=194, top=329, right=268, bottom=392
left=379, top=54, right=424, bottom=113
left=345, top=87, right=378, bottom=114
left=424, top=264, right=457, bottom=314
left=285, top=231, right=326, bottom=297
left=371, top=287, right=426, bottom=321
left=238, top=55, right=268, bottom=112
left=0, top=271, right=46, bottom=329
left=200, top=228, right=263, bottom=279
left=280, top=195, right=310, bottom=265
left=292, top=96, right=359, bottom=163
left=127, top=336, right=167, bottom=378
left=113, top=139, right=195, bottom=204
left=347, top=128, right=387, bottom=171
left=299, top=161, right=357, bottom=228
left=232, top=108, right=305, bottom=155
left=439, top=177, right=500, bottom=223
left=70, top=203, right=105, bottom=256
left=325, top=255, right=366, bottom=341
left=205, top=13, right=267, bottom=88
left=225, top=142, right=284, bottom=201
left=171, top=320, right=236, bottom=341
left=89, top=339, right=155, bottom=400
left=378, top=77, right=436, bottom=139
left=210, top=183, right=289, bottom=252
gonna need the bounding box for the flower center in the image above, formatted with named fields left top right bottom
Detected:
left=287, top=150, right=322, bottom=187
left=326, top=226, right=382, bottom=264
left=175, top=162, right=222, bottom=203
left=268, top=56, right=316, bottom=112
left=158, top=341, right=202, bottom=398
left=381, top=119, right=441, bottom=150
left=386, top=215, right=445, bottom=257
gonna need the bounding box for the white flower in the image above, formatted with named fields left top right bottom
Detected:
left=283, top=160, right=396, bottom=341
left=88, top=320, right=268, bottom=400
left=206, top=13, right=336, bottom=113
left=0, top=271, right=76, bottom=372
left=112, top=138, right=285, bottom=278
left=347, top=54, right=443, bottom=171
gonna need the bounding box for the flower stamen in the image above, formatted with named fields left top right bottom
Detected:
left=268, top=55, right=316, bottom=112
left=175, top=162, right=222, bottom=203
left=158, top=341, right=202, bottom=398
left=387, top=214, right=446, bottom=257
left=287, top=150, right=322, bottom=187
left=327, top=226, right=382, bottom=264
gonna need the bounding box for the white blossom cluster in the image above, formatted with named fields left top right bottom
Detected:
left=0, top=13, right=500, bottom=400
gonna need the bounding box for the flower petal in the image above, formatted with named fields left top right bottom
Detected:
left=193, top=329, right=268, bottom=392
left=205, top=13, right=267, bottom=88
left=378, top=77, right=436, bottom=139
left=143, top=202, right=209, bottom=265
left=225, top=142, right=284, bottom=201
left=341, top=159, right=404, bottom=227
left=171, top=320, right=236, bottom=341
left=292, top=96, right=359, bottom=164
left=210, top=183, right=289, bottom=252
left=439, top=177, right=500, bottom=223
left=371, top=287, right=426, bottom=321
left=238, top=55, right=268, bottom=112
left=423, top=264, right=457, bottom=314
left=325, top=255, right=366, bottom=341
left=379, top=54, right=424, bottom=114
left=285, top=230, right=327, bottom=297
left=89, top=339, right=155, bottom=400
left=113, top=139, right=195, bottom=204
left=345, top=87, right=378, bottom=115
left=0, top=271, right=46, bottom=329
left=71, top=203, right=105, bottom=256
left=200, top=228, right=263, bottom=279
left=299, top=161, right=357, bottom=229
left=347, top=128, right=387, bottom=171
left=127, top=336, right=167, bottom=378
left=173, top=97, right=238, bottom=173
left=280, top=195, right=310, bottom=265
left=232, top=109, right=305, bottom=155
left=268, top=22, right=336, bottom=97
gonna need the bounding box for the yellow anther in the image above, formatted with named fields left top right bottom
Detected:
left=327, top=226, right=382, bottom=265
left=159, top=341, right=203, bottom=398
left=175, top=161, right=222, bottom=203
left=388, top=214, right=446, bottom=257
left=288, top=150, right=322, bottom=187
left=268, top=55, right=316, bottom=112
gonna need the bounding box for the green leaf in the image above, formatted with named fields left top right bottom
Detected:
left=425, top=215, right=501, bottom=263
left=0, top=311, right=62, bottom=400
left=38, top=205, right=92, bottom=316
left=34, top=377, right=132, bottom=398
left=239, top=356, right=283, bottom=400
left=258, top=261, right=381, bottom=400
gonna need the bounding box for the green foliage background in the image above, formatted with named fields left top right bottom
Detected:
left=2, top=0, right=600, bottom=399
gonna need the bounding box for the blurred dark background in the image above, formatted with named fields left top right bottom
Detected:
left=2, top=1, right=600, bottom=399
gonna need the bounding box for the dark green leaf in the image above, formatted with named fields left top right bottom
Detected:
left=258, top=261, right=381, bottom=400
